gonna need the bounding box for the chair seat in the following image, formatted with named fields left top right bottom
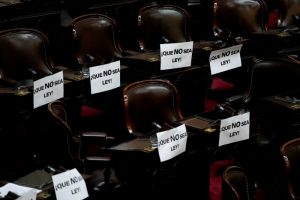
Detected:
left=85, top=156, right=111, bottom=162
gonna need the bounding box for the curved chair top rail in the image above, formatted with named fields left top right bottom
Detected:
left=71, top=13, right=123, bottom=65
left=137, top=4, right=192, bottom=51
left=0, top=28, right=54, bottom=80
left=280, top=137, right=300, bottom=200
left=123, top=79, right=183, bottom=135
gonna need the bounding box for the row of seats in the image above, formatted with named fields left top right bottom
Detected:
left=211, top=1, right=300, bottom=199
left=0, top=4, right=192, bottom=80
left=0, top=5, right=213, bottom=192
left=219, top=136, right=300, bottom=200
left=2, top=1, right=300, bottom=199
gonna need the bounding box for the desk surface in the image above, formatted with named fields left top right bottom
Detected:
left=109, top=138, right=156, bottom=153
left=109, top=119, right=218, bottom=155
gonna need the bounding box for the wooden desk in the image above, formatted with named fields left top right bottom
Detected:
left=110, top=137, right=155, bottom=153
left=109, top=134, right=210, bottom=198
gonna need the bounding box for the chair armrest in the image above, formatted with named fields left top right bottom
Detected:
left=215, top=102, right=238, bottom=117
left=0, top=78, right=33, bottom=95
left=122, top=49, right=143, bottom=56
left=80, top=132, right=116, bottom=144
left=214, top=95, right=246, bottom=117
left=53, top=65, right=69, bottom=72
left=226, top=94, right=243, bottom=104
left=80, top=131, right=115, bottom=158
left=80, top=131, right=117, bottom=147
left=80, top=131, right=107, bottom=138
left=85, top=156, right=111, bottom=162
left=0, top=77, right=19, bottom=86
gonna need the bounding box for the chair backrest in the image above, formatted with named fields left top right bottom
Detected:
left=48, top=100, right=82, bottom=165
left=215, top=0, right=268, bottom=36
left=48, top=100, right=113, bottom=173
left=137, top=4, right=192, bottom=51
left=277, top=0, right=300, bottom=27
left=280, top=137, right=300, bottom=199
left=72, top=13, right=123, bottom=66
left=123, top=79, right=183, bottom=135
left=0, top=28, right=54, bottom=81
left=222, top=165, right=253, bottom=200
left=242, top=57, right=300, bottom=104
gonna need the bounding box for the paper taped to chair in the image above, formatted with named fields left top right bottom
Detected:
left=52, top=168, right=88, bottom=200
left=209, top=44, right=243, bottom=75
left=160, top=41, right=193, bottom=70
left=157, top=124, right=188, bottom=162
left=219, top=112, right=250, bottom=146
left=89, top=60, right=121, bottom=94
left=33, top=71, right=64, bottom=109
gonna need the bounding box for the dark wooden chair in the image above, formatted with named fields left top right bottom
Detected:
left=47, top=100, right=114, bottom=172
left=215, top=0, right=268, bottom=37
left=71, top=13, right=123, bottom=66
left=123, top=79, right=183, bottom=136
left=137, top=4, right=192, bottom=51
left=277, top=0, right=300, bottom=27
left=280, top=137, right=300, bottom=200
left=222, top=165, right=255, bottom=200
left=0, top=28, right=55, bottom=83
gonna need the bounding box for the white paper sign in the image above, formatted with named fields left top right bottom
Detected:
left=209, top=44, right=243, bottom=75
left=157, top=124, right=188, bottom=162
left=160, top=41, right=193, bottom=70
left=52, top=169, right=88, bottom=200
left=219, top=112, right=250, bottom=146
left=90, top=61, right=121, bottom=94
left=0, top=183, right=40, bottom=198
left=16, top=189, right=37, bottom=200
left=33, top=71, right=64, bottom=109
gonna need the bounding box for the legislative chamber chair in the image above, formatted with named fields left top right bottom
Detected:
left=222, top=165, right=255, bottom=200
left=277, top=0, right=300, bottom=27
left=123, top=79, right=183, bottom=136
left=71, top=13, right=132, bottom=137
left=280, top=137, right=300, bottom=200
left=242, top=57, right=300, bottom=106
left=0, top=28, right=60, bottom=180
left=47, top=100, right=121, bottom=191
left=71, top=13, right=123, bottom=66
left=208, top=0, right=269, bottom=106
left=0, top=27, right=56, bottom=121
left=137, top=4, right=192, bottom=51
left=117, top=78, right=210, bottom=198
left=214, top=0, right=268, bottom=37
left=120, top=3, right=193, bottom=69
left=47, top=100, right=114, bottom=170
left=0, top=28, right=55, bottom=84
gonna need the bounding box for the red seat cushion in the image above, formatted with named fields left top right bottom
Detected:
left=211, top=77, right=234, bottom=91
left=80, top=105, right=104, bottom=118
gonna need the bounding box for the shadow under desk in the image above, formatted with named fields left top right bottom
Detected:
left=109, top=131, right=211, bottom=199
